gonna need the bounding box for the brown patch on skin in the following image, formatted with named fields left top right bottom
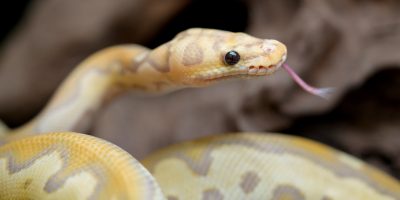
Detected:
left=2, top=146, right=62, bottom=174
left=175, top=148, right=213, bottom=176
left=33, top=68, right=109, bottom=133
left=148, top=58, right=170, bottom=73
left=0, top=145, right=103, bottom=199
left=130, top=44, right=171, bottom=73
left=202, top=188, right=224, bottom=200
left=133, top=53, right=170, bottom=73
left=182, top=42, right=204, bottom=66
left=23, top=178, right=33, bottom=190
left=272, top=185, right=305, bottom=200
left=239, top=171, right=261, bottom=194
left=147, top=43, right=171, bottom=73
left=43, top=68, right=104, bottom=111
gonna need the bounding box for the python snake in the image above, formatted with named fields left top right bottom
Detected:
left=0, top=28, right=399, bottom=199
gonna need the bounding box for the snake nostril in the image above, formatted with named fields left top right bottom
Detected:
left=249, top=66, right=255, bottom=69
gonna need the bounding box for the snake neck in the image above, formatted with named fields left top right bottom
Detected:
left=5, top=44, right=180, bottom=141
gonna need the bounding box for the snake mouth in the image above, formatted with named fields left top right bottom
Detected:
left=197, top=65, right=278, bottom=83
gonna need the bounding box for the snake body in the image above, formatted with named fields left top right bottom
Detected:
left=0, top=28, right=399, bottom=199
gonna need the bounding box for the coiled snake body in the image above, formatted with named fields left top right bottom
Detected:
left=0, top=28, right=399, bottom=199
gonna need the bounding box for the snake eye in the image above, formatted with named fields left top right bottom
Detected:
left=224, top=50, right=240, bottom=65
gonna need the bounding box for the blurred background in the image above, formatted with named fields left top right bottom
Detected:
left=0, top=0, right=399, bottom=178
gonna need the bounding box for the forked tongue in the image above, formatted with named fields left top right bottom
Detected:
left=282, top=63, right=334, bottom=99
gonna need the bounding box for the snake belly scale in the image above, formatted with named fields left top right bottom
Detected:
left=0, top=28, right=399, bottom=200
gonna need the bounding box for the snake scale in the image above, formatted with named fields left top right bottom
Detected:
left=0, top=28, right=399, bottom=199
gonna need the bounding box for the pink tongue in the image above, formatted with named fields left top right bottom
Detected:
left=282, top=63, right=334, bottom=99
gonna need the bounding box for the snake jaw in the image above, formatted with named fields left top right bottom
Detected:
left=203, top=55, right=286, bottom=83
left=192, top=63, right=283, bottom=84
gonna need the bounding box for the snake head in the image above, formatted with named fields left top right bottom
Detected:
left=167, top=28, right=287, bottom=86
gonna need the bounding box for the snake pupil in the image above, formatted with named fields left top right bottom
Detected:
left=224, top=50, right=240, bottom=65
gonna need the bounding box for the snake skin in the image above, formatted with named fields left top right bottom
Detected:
left=0, top=28, right=399, bottom=200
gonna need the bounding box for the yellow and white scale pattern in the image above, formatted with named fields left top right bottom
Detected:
left=0, top=28, right=399, bottom=199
